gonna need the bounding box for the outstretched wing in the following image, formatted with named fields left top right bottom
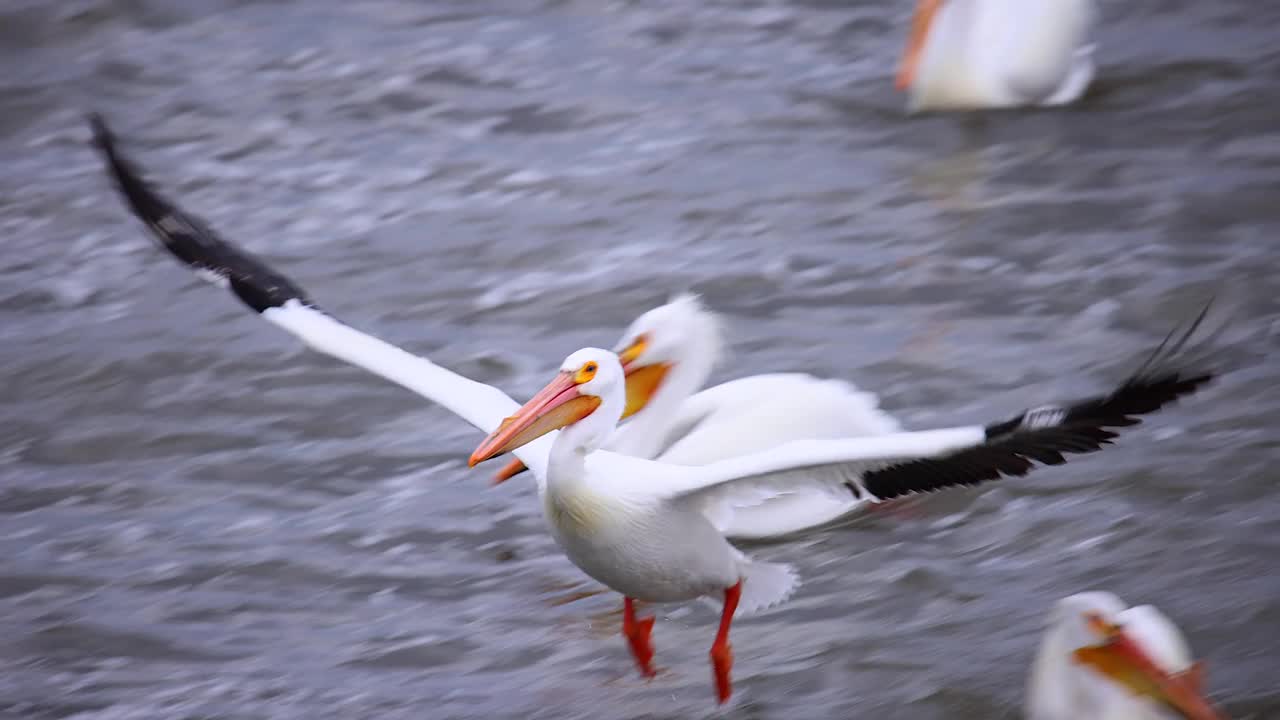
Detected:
left=89, top=113, right=551, bottom=477
left=646, top=306, right=1217, bottom=513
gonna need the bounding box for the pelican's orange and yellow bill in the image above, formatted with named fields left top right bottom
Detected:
left=896, top=0, right=943, bottom=90
left=490, top=457, right=530, bottom=484
left=487, top=360, right=671, bottom=484
left=470, top=371, right=601, bottom=468
left=1072, top=613, right=1224, bottom=720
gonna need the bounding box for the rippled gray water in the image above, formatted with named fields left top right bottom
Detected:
left=2, top=1, right=1279, bottom=718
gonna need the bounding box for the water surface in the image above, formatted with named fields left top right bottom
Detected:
left=2, top=1, right=1278, bottom=718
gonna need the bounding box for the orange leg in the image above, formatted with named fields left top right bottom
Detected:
left=710, top=580, right=742, bottom=704
left=622, top=596, right=656, bottom=678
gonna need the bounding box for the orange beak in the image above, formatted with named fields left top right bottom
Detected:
left=490, top=457, right=530, bottom=485
left=470, top=371, right=602, bottom=469
left=895, top=0, right=943, bottom=91
left=488, top=360, right=671, bottom=484
left=1072, top=613, right=1223, bottom=720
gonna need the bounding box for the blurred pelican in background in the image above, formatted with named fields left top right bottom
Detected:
left=895, top=0, right=1098, bottom=112
left=1028, top=592, right=1226, bottom=720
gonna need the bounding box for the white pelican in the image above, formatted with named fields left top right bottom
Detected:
left=91, top=114, right=1216, bottom=705
left=489, top=295, right=905, bottom=539
left=1028, top=592, right=1226, bottom=720
left=895, top=0, right=1099, bottom=112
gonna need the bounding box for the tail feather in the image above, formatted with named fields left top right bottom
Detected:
left=1042, top=46, right=1095, bottom=106
left=735, top=559, right=800, bottom=617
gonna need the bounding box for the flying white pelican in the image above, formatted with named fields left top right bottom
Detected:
left=91, top=114, right=1216, bottom=705
left=489, top=295, right=905, bottom=539
left=1028, top=592, right=1226, bottom=720
left=895, top=0, right=1098, bottom=112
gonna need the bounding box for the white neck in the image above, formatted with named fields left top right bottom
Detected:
left=607, top=345, right=716, bottom=459
left=547, top=381, right=626, bottom=489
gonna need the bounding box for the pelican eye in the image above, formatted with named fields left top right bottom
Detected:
left=575, top=362, right=598, bottom=384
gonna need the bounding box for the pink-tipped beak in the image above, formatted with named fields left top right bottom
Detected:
left=469, top=372, right=601, bottom=469
left=487, top=357, right=665, bottom=484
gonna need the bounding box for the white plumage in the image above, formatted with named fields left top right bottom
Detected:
left=897, top=0, right=1098, bottom=112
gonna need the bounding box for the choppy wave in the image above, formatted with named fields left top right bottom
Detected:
left=2, top=0, right=1278, bottom=718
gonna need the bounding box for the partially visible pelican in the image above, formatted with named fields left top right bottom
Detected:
left=895, top=0, right=1098, bottom=112
left=491, top=295, right=904, bottom=540
left=91, top=114, right=1217, bottom=706
left=1028, top=592, right=1226, bottom=720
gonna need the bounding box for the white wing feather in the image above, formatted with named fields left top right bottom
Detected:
left=625, top=427, right=987, bottom=516
left=650, top=374, right=904, bottom=532
left=655, top=374, right=902, bottom=465
left=90, top=115, right=554, bottom=479
left=263, top=301, right=553, bottom=477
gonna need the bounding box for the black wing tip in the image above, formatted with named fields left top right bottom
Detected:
left=983, top=304, right=1221, bottom=443
left=984, top=415, right=1023, bottom=440
left=877, top=307, right=1223, bottom=503
left=90, top=114, right=318, bottom=316
left=87, top=112, right=128, bottom=175
left=87, top=111, right=166, bottom=222
left=1070, top=364, right=1216, bottom=431
left=87, top=112, right=111, bottom=148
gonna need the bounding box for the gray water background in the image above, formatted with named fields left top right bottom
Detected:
left=2, top=1, right=1279, bottom=718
